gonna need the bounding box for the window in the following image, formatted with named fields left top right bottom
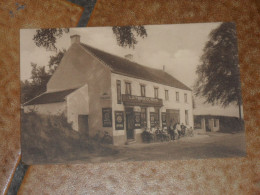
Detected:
left=154, top=107, right=160, bottom=127
left=141, top=107, right=147, bottom=128
left=125, top=82, right=131, bottom=95
left=140, top=84, right=146, bottom=97
left=154, top=87, right=159, bottom=98
left=176, top=92, right=179, bottom=102
left=185, top=110, right=189, bottom=125
left=116, top=80, right=121, bottom=104
left=165, top=90, right=169, bottom=100
left=184, top=93, right=188, bottom=103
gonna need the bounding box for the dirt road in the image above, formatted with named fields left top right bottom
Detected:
left=87, top=132, right=246, bottom=163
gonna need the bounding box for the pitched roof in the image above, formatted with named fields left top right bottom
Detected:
left=81, top=44, right=191, bottom=91
left=24, top=88, right=78, bottom=106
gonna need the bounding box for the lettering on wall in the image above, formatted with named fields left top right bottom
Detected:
left=115, top=111, right=124, bottom=130
left=102, top=108, right=112, bottom=127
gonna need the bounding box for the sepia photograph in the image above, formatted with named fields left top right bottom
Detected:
left=20, top=23, right=246, bottom=164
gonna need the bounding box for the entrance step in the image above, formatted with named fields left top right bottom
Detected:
left=126, top=139, right=136, bottom=145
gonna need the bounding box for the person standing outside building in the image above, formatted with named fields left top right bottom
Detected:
left=176, top=122, right=181, bottom=139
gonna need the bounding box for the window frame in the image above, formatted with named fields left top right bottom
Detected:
left=165, top=90, right=169, bottom=101
left=184, top=93, right=188, bottom=103
left=176, top=91, right=179, bottom=102
left=116, top=80, right=121, bottom=104
left=140, top=84, right=146, bottom=97
left=154, top=87, right=159, bottom=99
left=125, top=82, right=132, bottom=95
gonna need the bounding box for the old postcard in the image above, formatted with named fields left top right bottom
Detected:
left=20, top=23, right=246, bottom=164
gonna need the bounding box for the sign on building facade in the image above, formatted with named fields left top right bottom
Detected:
left=115, top=111, right=124, bottom=130
left=102, top=108, right=112, bottom=127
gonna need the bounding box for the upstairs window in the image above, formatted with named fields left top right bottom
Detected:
left=165, top=90, right=169, bottom=100
left=184, top=93, right=188, bottom=103
left=125, top=82, right=131, bottom=95
left=140, top=84, right=146, bottom=97
left=116, top=80, right=121, bottom=104
left=154, top=87, right=159, bottom=98
left=176, top=92, right=179, bottom=102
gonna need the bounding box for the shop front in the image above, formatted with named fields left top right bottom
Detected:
left=122, top=94, right=163, bottom=141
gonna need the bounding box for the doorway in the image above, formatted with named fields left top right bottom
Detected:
left=166, top=109, right=180, bottom=127
left=78, top=115, right=89, bottom=136
left=125, top=108, right=135, bottom=139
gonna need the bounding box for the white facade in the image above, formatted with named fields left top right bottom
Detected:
left=66, top=84, right=89, bottom=131
left=111, top=72, right=193, bottom=144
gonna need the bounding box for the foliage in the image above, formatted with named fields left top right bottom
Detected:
left=21, top=111, right=118, bottom=163
left=48, top=49, right=66, bottom=74
left=33, top=28, right=69, bottom=51
left=21, top=63, right=51, bottom=103
left=112, top=26, right=147, bottom=48
left=21, top=49, right=66, bottom=104
left=194, top=22, right=242, bottom=117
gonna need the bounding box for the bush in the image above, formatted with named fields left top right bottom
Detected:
left=21, top=111, right=117, bottom=163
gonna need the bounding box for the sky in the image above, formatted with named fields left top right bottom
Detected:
left=20, top=23, right=242, bottom=117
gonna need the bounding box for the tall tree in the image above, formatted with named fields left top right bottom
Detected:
left=194, top=22, right=242, bottom=119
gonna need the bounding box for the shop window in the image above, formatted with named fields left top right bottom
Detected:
left=184, top=93, right=188, bottom=103
left=165, top=90, right=169, bottom=100
left=116, top=80, right=121, bottom=104
left=125, top=82, right=131, bottom=95
left=154, top=107, right=160, bottom=127
left=141, top=107, right=147, bottom=128
left=176, top=92, right=179, bottom=102
left=185, top=110, right=189, bottom=125
left=154, top=87, right=159, bottom=98
left=140, top=84, right=146, bottom=97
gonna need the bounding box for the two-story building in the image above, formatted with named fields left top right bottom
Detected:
left=24, top=35, right=193, bottom=145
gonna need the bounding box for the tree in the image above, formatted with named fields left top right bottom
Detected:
left=33, top=28, right=69, bottom=51
left=112, top=26, right=147, bottom=48
left=194, top=22, right=242, bottom=119
left=33, top=26, right=147, bottom=51
left=48, top=49, right=66, bottom=74
left=21, top=63, right=51, bottom=103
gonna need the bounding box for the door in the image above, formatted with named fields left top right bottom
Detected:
left=125, top=108, right=134, bottom=139
left=166, top=109, right=180, bottom=128
left=78, top=115, right=89, bottom=136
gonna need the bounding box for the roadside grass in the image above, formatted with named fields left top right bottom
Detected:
left=21, top=111, right=118, bottom=164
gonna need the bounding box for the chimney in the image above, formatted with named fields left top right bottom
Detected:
left=70, top=34, right=80, bottom=45
left=124, top=54, right=133, bottom=61
left=163, top=65, right=166, bottom=72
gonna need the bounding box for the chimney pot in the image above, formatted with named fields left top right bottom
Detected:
left=70, top=34, right=80, bottom=45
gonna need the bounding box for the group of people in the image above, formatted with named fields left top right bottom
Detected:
left=168, top=122, right=187, bottom=140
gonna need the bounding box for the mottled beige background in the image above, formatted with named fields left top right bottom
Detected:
left=0, top=0, right=259, bottom=194
left=0, top=0, right=82, bottom=194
